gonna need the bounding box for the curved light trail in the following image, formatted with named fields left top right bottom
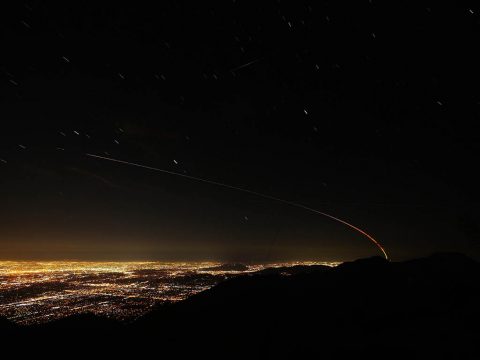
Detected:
left=86, top=153, right=389, bottom=260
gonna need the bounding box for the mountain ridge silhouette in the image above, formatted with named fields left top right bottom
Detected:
left=1, top=253, right=479, bottom=359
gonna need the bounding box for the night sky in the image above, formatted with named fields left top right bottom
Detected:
left=1, top=1, right=479, bottom=261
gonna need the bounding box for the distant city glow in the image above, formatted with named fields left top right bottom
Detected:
left=0, top=261, right=339, bottom=324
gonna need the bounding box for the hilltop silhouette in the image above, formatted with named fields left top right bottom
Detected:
left=203, top=263, right=250, bottom=271
left=1, top=253, right=479, bottom=359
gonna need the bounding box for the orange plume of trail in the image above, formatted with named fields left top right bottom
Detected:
left=86, top=153, right=389, bottom=260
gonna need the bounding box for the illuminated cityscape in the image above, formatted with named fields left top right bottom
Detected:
left=0, top=261, right=338, bottom=324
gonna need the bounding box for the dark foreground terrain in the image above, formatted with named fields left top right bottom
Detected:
left=1, top=254, right=479, bottom=359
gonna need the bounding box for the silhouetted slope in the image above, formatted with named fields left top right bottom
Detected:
left=2, top=254, right=479, bottom=359
left=203, top=263, right=250, bottom=271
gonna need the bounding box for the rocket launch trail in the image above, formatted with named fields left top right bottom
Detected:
left=86, top=153, right=389, bottom=260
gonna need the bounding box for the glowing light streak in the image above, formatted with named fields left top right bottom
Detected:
left=86, top=153, right=389, bottom=259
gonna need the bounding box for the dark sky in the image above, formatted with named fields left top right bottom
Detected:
left=1, top=1, right=479, bottom=261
